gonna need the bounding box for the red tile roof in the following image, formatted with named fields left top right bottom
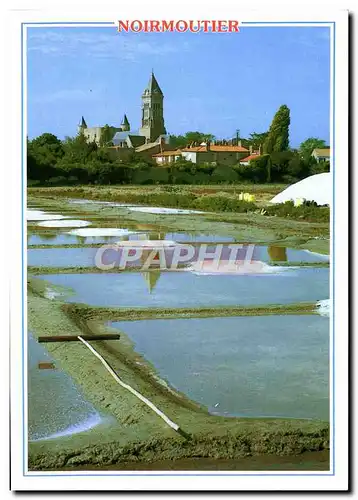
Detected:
left=181, top=145, right=248, bottom=153
left=239, top=154, right=262, bottom=162
left=152, top=150, right=182, bottom=157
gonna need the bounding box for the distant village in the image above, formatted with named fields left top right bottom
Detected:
left=79, top=71, right=330, bottom=168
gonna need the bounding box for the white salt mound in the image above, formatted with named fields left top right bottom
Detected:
left=316, top=299, right=330, bottom=317
left=270, top=173, right=332, bottom=206
left=128, top=206, right=205, bottom=215
left=67, top=228, right=140, bottom=237
left=188, top=260, right=290, bottom=275
left=37, top=220, right=91, bottom=228
left=27, top=210, right=69, bottom=221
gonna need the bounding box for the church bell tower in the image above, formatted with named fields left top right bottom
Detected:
left=139, top=72, right=166, bottom=143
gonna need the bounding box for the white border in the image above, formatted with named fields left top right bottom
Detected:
left=7, top=6, right=349, bottom=492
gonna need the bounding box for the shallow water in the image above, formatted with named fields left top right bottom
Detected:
left=28, top=232, right=235, bottom=246
left=28, top=247, right=99, bottom=267
left=38, top=267, right=329, bottom=307
left=110, top=315, right=329, bottom=420
left=28, top=334, right=101, bottom=441
left=28, top=241, right=329, bottom=268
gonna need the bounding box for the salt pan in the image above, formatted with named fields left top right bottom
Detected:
left=37, top=220, right=91, bottom=228
left=67, top=227, right=141, bottom=237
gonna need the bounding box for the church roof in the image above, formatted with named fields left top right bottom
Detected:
left=112, top=130, right=138, bottom=143
left=135, top=141, right=159, bottom=152
left=127, top=135, right=146, bottom=148
left=112, top=130, right=146, bottom=147
left=121, top=114, right=130, bottom=126
left=143, top=72, right=163, bottom=95
left=79, top=116, right=87, bottom=128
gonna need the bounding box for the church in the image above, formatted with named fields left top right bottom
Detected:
left=78, top=72, right=169, bottom=158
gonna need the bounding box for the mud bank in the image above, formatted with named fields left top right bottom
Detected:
left=48, top=450, right=330, bottom=471
left=29, top=430, right=329, bottom=470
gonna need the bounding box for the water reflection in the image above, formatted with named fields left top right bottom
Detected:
left=38, top=267, right=329, bottom=308
left=268, top=246, right=288, bottom=262
left=142, top=270, right=161, bottom=293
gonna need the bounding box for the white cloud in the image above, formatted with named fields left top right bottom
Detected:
left=27, top=28, right=184, bottom=60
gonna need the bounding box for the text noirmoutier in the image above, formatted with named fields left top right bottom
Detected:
left=117, top=20, right=240, bottom=33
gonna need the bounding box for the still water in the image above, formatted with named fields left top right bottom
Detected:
left=111, top=315, right=329, bottom=420
left=38, top=267, right=329, bottom=307
left=28, top=243, right=329, bottom=268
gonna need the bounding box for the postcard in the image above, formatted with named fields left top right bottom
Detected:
left=7, top=5, right=349, bottom=492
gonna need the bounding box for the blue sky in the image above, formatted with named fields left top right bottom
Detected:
left=27, top=26, right=330, bottom=147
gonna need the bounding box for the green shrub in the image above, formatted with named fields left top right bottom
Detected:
left=266, top=200, right=329, bottom=222
left=194, top=195, right=257, bottom=213
left=211, top=166, right=239, bottom=184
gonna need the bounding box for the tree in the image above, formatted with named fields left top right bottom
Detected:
left=60, top=134, right=97, bottom=164
left=247, top=132, right=268, bottom=150
left=299, top=138, right=327, bottom=159
left=263, top=105, right=290, bottom=154
left=27, top=133, right=64, bottom=181
left=99, top=124, right=117, bottom=147
left=169, top=131, right=215, bottom=148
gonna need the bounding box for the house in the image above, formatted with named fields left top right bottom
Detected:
left=152, top=150, right=183, bottom=165
left=239, top=146, right=262, bottom=165
left=153, top=142, right=249, bottom=166
left=311, top=148, right=330, bottom=162
left=134, top=136, right=171, bottom=160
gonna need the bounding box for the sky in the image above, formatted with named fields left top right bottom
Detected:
left=27, top=26, right=330, bottom=148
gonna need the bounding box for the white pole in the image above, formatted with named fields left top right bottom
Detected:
left=77, top=335, right=180, bottom=432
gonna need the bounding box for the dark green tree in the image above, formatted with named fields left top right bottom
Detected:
left=27, top=133, right=64, bottom=181
left=169, top=131, right=215, bottom=148
left=99, top=124, right=117, bottom=146
left=263, top=105, right=290, bottom=154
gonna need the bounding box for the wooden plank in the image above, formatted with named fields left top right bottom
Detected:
left=38, top=362, right=56, bottom=370
left=38, top=334, right=120, bottom=343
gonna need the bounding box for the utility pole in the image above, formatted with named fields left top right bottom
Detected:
left=236, top=129, right=240, bottom=146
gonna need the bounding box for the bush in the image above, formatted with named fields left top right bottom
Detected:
left=211, top=166, right=239, bottom=183
left=235, top=155, right=269, bottom=183
left=266, top=200, right=329, bottom=222
left=194, top=195, right=257, bottom=213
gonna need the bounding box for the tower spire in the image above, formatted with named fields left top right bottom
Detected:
left=120, top=114, right=130, bottom=131
left=78, top=116, right=87, bottom=134
left=140, top=72, right=166, bottom=142
left=79, top=116, right=87, bottom=128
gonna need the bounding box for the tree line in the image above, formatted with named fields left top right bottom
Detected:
left=27, top=105, right=329, bottom=186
